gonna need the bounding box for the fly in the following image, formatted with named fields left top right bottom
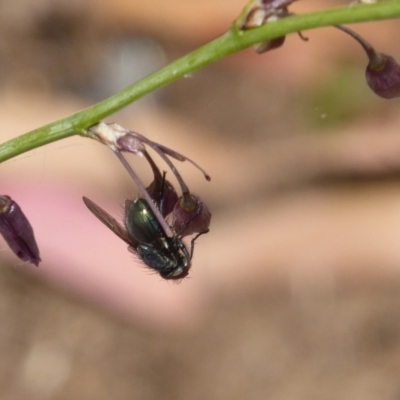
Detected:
left=83, top=196, right=192, bottom=280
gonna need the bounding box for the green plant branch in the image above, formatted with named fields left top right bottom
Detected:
left=0, top=1, right=399, bottom=163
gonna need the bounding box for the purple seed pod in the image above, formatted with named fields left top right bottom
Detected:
left=0, top=195, right=41, bottom=266
left=366, top=54, right=400, bottom=99
left=172, top=194, right=211, bottom=238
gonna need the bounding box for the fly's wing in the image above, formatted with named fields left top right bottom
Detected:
left=83, top=196, right=136, bottom=247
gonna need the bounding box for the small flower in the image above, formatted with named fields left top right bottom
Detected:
left=239, top=0, right=297, bottom=30
left=88, top=122, right=211, bottom=183
left=337, top=25, right=400, bottom=99
left=0, top=195, right=41, bottom=266
left=88, top=121, right=211, bottom=238
left=238, top=0, right=298, bottom=54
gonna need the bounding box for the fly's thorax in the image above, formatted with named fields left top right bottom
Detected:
left=125, top=198, right=192, bottom=279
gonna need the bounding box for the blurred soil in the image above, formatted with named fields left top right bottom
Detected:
left=3, top=267, right=400, bottom=400
left=0, top=1, right=400, bottom=399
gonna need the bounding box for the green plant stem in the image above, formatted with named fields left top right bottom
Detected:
left=0, top=2, right=399, bottom=163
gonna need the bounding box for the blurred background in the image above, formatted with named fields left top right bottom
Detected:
left=0, top=0, right=400, bottom=398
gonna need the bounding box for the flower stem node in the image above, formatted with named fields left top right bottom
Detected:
left=0, top=195, right=41, bottom=266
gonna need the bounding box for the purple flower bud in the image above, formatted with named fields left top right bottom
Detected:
left=0, top=195, right=41, bottom=266
left=146, top=178, right=178, bottom=217
left=336, top=25, right=400, bottom=99
left=172, top=194, right=211, bottom=238
left=141, top=150, right=179, bottom=217
left=366, top=54, right=400, bottom=99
